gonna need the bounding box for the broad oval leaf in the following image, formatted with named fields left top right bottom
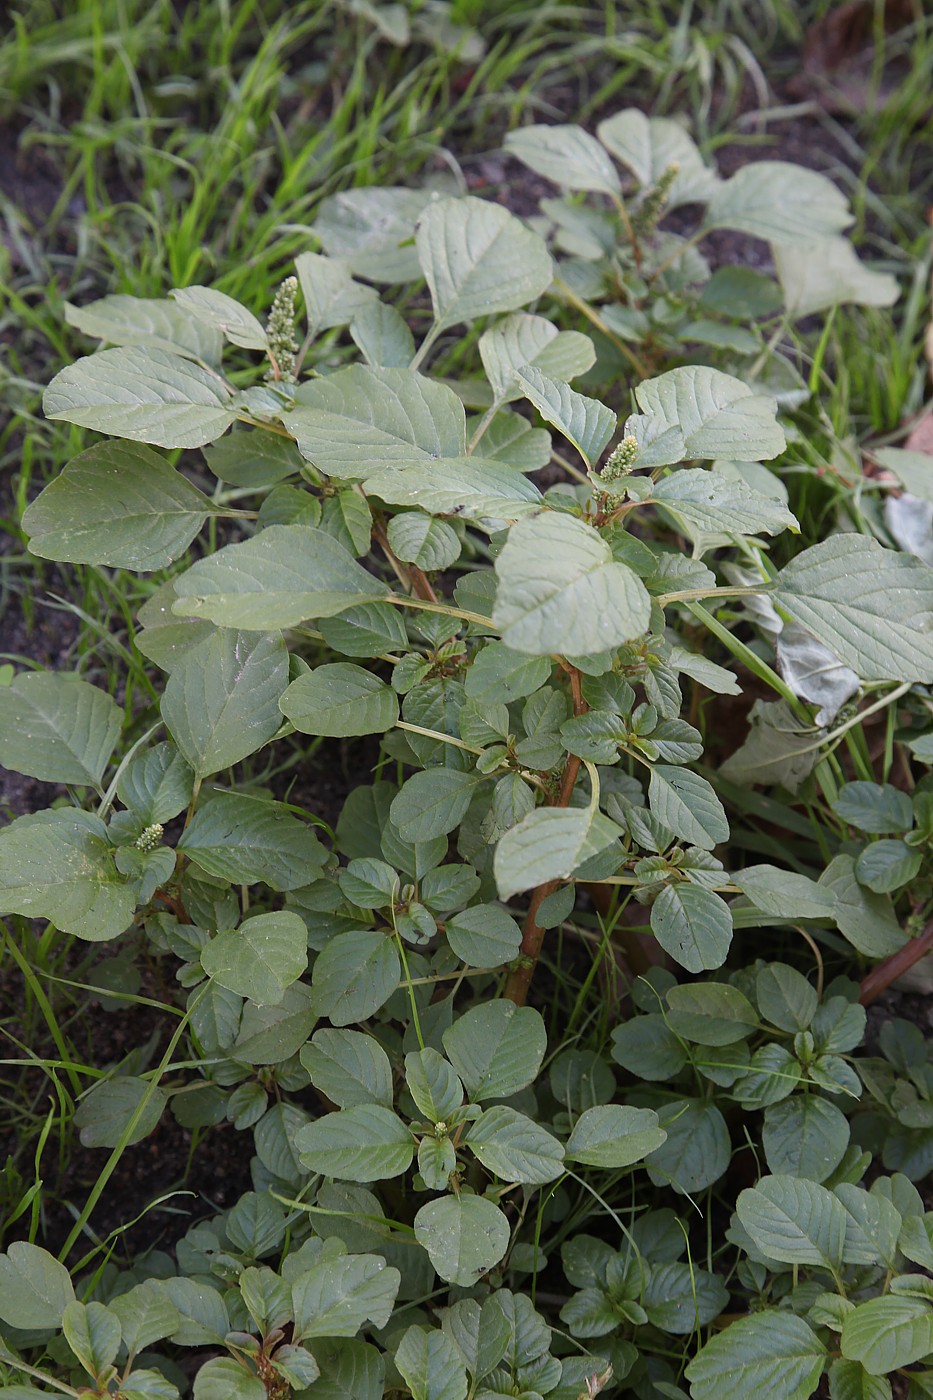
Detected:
left=442, top=1001, right=546, bottom=1101
left=564, top=1105, right=666, bottom=1168
left=23, top=442, right=214, bottom=570
left=704, top=162, right=853, bottom=245
left=841, top=1296, right=933, bottom=1376
left=686, top=1310, right=825, bottom=1400
left=596, top=108, right=720, bottom=207
left=0, top=809, right=134, bottom=941
left=627, top=366, right=785, bottom=467
left=280, top=663, right=398, bottom=737
left=514, top=366, right=616, bottom=468
left=775, top=238, right=898, bottom=319
left=295, top=1105, right=414, bottom=1182
left=170, top=285, right=268, bottom=350
left=737, top=1175, right=846, bottom=1268
left=493, top=510, right=650, bottom=656
left=390, top=769, right=481, bottom=843
left=74, top=1076, right=167, bottom=1148
left=465, top=1105, right=565, bottom=1183
left=65, top=293, right=223, bottom=365
left=762, top=1095, right=850, bottom=1183
left=395, top=1325, right=468, bottom=1400
left=445, top=903, right=522, bottom=967
left=178, top=791, right=327, bottom=890
left=648, top=764, right=729, bottom=850
left=300, top=1030, right=394, bottom=1109
left=504, top=123, right=621, bottom=194
left=413, top=1194, right=511, bottom=1286
left=494, top=806, right=622, bottom=902
left=200, top=911, right=308, bottom=1006
left=650, top=883, right=733, bottom=972
left=479, top=313, right=595, bottom=401
left=173, top=525, right=388, bottom=630
left=0, top=671, right=121, bottom=787
left=310, top=928, right=401, bottom=1026
left=0, top=1242, right=75, bottom=1331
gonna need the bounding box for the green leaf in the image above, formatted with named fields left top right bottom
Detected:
left=160, top=629, right=288, bottom=778
left=231, top=982, right=316, bottom=1065
left=365, top=455, right=543, bottom=520
left=23, top=441, right=213, bottom=570
left=192, top=1358, right=264, bottom=1400
left=597, top=109, right=718, bottom=207
left=0, top=671, right=121, bottom=787
left=464, top=644, right=552, bottom=705
left=494, top=806, right=622, bottom=901
left=856, top=839, right=921, bottom=893
left=391, top=769, right=482, bottom=843
left=173, top=525, right=388, bottom=630
left=62, top=1300, right=122, bottom=1377
left=478, top=313, right=595, bottom=401
left=200, top=911, right=308, bottom=1006
left=170, top=285, right=268, bottom=350
left=395, top=1325, right=468, bottom=1400
left=291, top=1254, right=400, bottom=1340
left=295, top=1105, right=414, bottom=1182
left=441, top=1297, right=511, bottom=1382
left=564, top=1105, right=666, bottom=1168
left=204, top=429, right=304, bottom=488
left=74, top=1077, right=167, bottom=1148
left=161, top=1277, right=230, bottom=1346
left=504, top=123, right=621, bottom=194
left=294, top=252, right=377, bottom=337
left=117, top=743, right=193, bottom=825
left=832, top=782, right=913, bottom=834
left=465, top=1106, right=565, bottom=1183
left=387, top=512, right=461, bottom=570
left=350, top=300, right=416, bottom=368
left=737, top=1175, right=846, bottom=1267
left=627, top=366, right=785, bottom=467
left=286, top=365, right=465, bottom=478
left=735, top=866, right=836, bottom=922
left=178, top=792, right=326, bottom=890
left=310, top=928, right=400, bottom=1025
left=686, top=1310, right=825, bottom=1400
left=772, top=535, right=933, bottom=683
left=648, top=764, right=729, bottom=850
left=43, top=346, right=237, bottom=448
left=651, top=883, right=733, bottom=972
left=414, top=1195, right=510, bottom=1286
left=875, top=448, right=933, bottom=506
left=109, top=1281, right=179, bottom=1357
left=493, top=510, right=650, bottom=656
left=704, top=161, right=853, bottom=244
left=647, top=1099, right=730, bottom=1194
left=442, top=1001, right=546, bottom=1101
left=405, top=1048, right=464, bottom=1122
left=300, top=1030, right=394, bottom=1109
left=649, top=468, right=797, bottom=538
left=445, top=903, right=522, bottom=967
left=666, top=982, right=757, bottom=1044
left=0, top=809, right=134, bottom=941
left=416, top=195, right=553, bottom=333
left=820, top=854, right=905, bottom=958
left=756, top=962, right=819, bottom=1032
left=827, top=1358, right=892, bottom=1400
left=775, top=239, right=898, bottom=319
left=65, top=293, right=223, bottom=365
left=280, top=663, right=398, bottom=737
left=513, top=366, right=616, bottom=468
left=841, top=1297, right=933, bottom=1376
left=319, top=601, right=409, bottom=658
left=314, top=185, right=431, bottom=283
left=763, top=1095, right=850, bottom=1183
left=0, top=1242, right=75, bottom=1330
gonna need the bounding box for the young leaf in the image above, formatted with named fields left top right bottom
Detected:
left=755, top=963, right=819, bottom=1032
left=0, top=671, right=121, bottom=787
left=200, top=911, right=308, bottom=1006
left=405, top=1048, right=464, bottom=1123
left=415, top=196, right=553, bottom=333
left=413, top=1195, right=511, bottom=1286
left=504, top=124, right=621, bottom=195
left=172, top=525, right=388, bottom=630
left=564, top=1105, right=666, bottom=1169
left=295, top=1105, right=414, bottom=1182
left=686, top=1310, right=825, bottom=1400
left=387, top=512, right=461, bottom=571
left=117, top=743, right=194, bottom=825
left=0, top=810, right=134, bottom=941
left=178, top=791, right=327, bottom=890
left=43, top=346, right=237, bottom=448
left=771, top=534, right=933, bottom=682
left=646, top=1099, right=731, bottom=1194
left=280, top=663, right=399, bottom=737
left=442, top=1001, right=546, bottom=1101
left=192, top=1358, right=264, bottom=1400
left=160, top=630, right=288, bottom=778
left=704, top=162, right=853, bottom=244
left=737, top=1175, right=847, bottom=1267
left=493, top=511, right=650, bottom=656
left=170, top=285, right=267, bottom=349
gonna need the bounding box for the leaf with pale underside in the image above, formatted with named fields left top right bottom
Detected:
left=513, top=366, right=616, bottom=467
left=493, top=511, right=650, bottom=655
left=43, top=346, right=238, bottom=448
left=494, top=806, right=622, bottom=901
left=774, top=238, right=899, bottom=319
left=626, top=366, right=785, bottom=467
left=0, top=810, right=134, bottom=941
left=170, top=285, right=268, bottom=350
left=479, top=314, right=595, bottom=401
left=66, top=294, right=223, bottom=365
left=504, top=124, right=621, bottom=195
left=416, top=196, right=553, bottom=333
left=0, top=671, right=121, bottom=787
left=704, top=162, right=853, bottom=245
left=596, top=108, right=720, bottom=206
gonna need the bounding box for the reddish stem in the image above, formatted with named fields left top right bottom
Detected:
left=859, top=918, right=933, bottom=1005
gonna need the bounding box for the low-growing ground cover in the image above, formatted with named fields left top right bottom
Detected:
left=2, top=3, right=933, bottom=1399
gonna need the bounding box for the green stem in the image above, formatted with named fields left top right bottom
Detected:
left=1, top=922, right=82, bottom=1096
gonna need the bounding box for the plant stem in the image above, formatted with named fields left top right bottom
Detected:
left=859, top=916, right=933, bottom=1005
